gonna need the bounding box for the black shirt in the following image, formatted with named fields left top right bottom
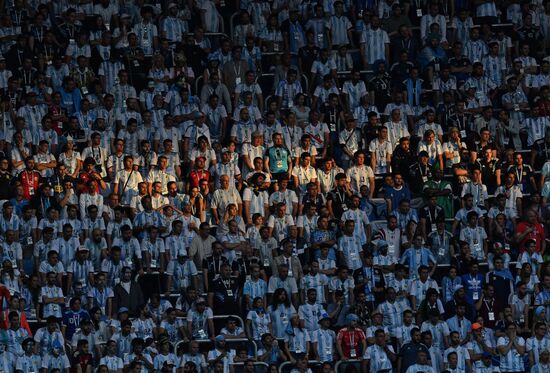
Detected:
left=210, top=276, right=239, bottom=315
left=448, top=56, right=472, bottom=85
left=447, top=112, right=471, bottom=135
left=202, top=255, right=230, bottom=289
left=532, top=138, right=550, bottom=169
left=298, top=44, right=320, bottom=78
left=368, top=74, right=392, bottom=112
left=300, top=192, right=325, bottom=211
left=0, top=171, right=12, bottom=200
left=451, top=255, right=475, bottom=276
left=399, top=342, right=430, bottom=373
left=321, top=103, right=343, bottom=133
left=475, top=158, right=500, bottom=194
left=232, top=256, right=263, bottom=286
left=392, top=146, right=414, bottom=179
left=420, top=205, right=445, bottom=236
left=517, top=26, right=543, bottom=55
left=389, top=61, right=414, bottom=88
left=408, top=162, right=432, bottom=194
left=327, top=187, right=349, bottom=220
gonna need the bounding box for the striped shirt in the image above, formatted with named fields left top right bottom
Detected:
left=305, top=18, right=329, bottom=48
left=97, top=61, right=124, bottom=92
left=242, top=187, right=269, bottom=215
left=408, top=278, right=438, bottom=309
left=377, top=301, right=408, bottom=336
left=338, top=234, right=363, bottom=270
left=527, top=117, right=550, bottom=146
left=482, top=55, right=507, bottom=86
left=275, top=80, right=303, bottom=109
left=421, top=321, right=450, bottom=351
left=342, top=81, right=367, bottom=111
left=464, top=39, right=488, bottom=63
left=67, top=259, right=94, bottom=288
left=444, top=346, right=470, bottom=372
left=452, top=16, right=474, bottom=43
left=166, top=259, right=197, bottom=290
left=497, top=336, right=525, bottom=372
left=112, top=237, right=142, bottom=264
left=526, top=336, right=550, bottom=365
left=133, top=22, right=157, bottom=56
left=287, top=21, right=306, bottom=54
left=328, top=15, right=352, bottom=46
left=311, top=328, right=336, bottom=362
left=420, top=14, right=447, bottom=41
left=243, top=277, right=267, bottom=300
left=476, top=1, right=497, bottom=17
left=360, top=28, right=390, bottom=63
left=161, top=16, right=187, bottom=44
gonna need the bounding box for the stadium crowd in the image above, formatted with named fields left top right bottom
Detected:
left=2, top=0, right=550, bottom=372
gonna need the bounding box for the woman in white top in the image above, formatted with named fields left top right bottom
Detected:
left=58, top=139, right=82, bottom=178
left=290, top=93, right=311, bottom=126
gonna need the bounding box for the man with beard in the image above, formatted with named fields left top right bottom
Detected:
left=392, top=137, right=413, bottom=179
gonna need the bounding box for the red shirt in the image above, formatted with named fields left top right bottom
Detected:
left=78, top=172, right=101, bottom=194
left=71, top=352, right=92, bottom=373
left=47, top=104, right=64, bottom=135
left=18, top=170, right=41, bottom=201
left=189, top=169, right=210, bottom=188
left=516, top=221, right=545, bottom=253
left=1, top=309, right=31, bottom=335
left=0, top=287, right=10, bottom=315
left=337, top=327, right=366, bottom=358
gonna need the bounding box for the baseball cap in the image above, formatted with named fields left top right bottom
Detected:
left=345, top=313, right=359, bottom=323
left=471, top=323, right=482, bottom=331
left=318, top=313, right=332, bottom=324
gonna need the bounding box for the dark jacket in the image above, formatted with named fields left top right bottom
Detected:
left=112, top=281, right=144, bottom=317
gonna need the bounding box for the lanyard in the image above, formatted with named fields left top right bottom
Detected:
left=427, top=207, right=436, bottom=223
left=348, top=329, right=355, bottom=349
left=438, top=232, right=447, bottom=247
left=36, top=27, right=43, bottom=42
left=23, top=71, right=31, bottom=86
left=222, top=278, right=231, bottom=290
left=515, top=167, right=523, bottom=183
